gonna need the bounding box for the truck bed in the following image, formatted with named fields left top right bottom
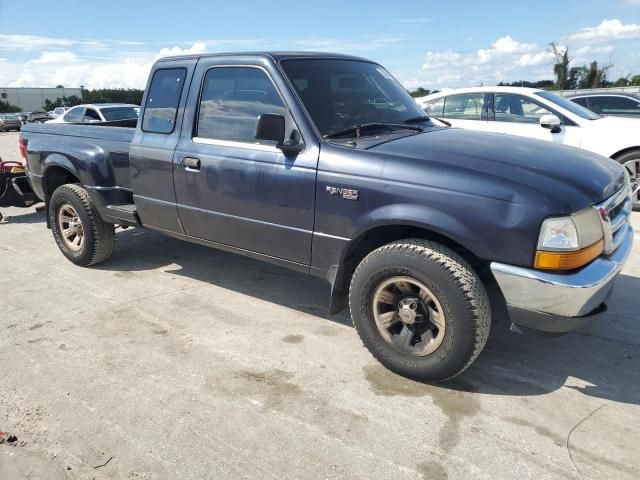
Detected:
left=21, top=121, right=135, bottom=191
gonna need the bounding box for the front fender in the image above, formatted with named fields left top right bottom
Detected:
left=346, top=203, right=488, bottom=263
left=323, top=203, right=496, bottom=315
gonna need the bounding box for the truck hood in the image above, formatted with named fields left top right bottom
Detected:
left=367, top=127, right=626, bottom=212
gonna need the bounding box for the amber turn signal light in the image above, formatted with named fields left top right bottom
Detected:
left=534, top=240, right=604, bottom=270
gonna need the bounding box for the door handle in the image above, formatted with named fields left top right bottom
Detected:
left=183, top=157, right=201, bottom=170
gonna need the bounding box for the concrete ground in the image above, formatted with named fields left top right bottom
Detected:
left=1, top=130, right=639, bottom=479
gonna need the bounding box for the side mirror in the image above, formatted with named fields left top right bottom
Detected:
left=255, top=114, right=303, bottom=155
left=540, top=114, right=561, bottom=133
left=255, top=113, right=285, bottom=143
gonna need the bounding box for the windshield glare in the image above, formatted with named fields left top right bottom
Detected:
left=281, top=59, right=430, bottom=137
left=535, top=91, right=601, bottom=120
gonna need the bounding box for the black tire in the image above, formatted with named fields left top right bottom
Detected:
left=349, top=239, right=490, bottom=382
left=615, top=149, right=640, bottom=211
left=49, top=184, right=115, bottom=266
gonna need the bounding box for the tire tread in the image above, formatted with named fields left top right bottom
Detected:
left=52, top=184, right=115, bottom=266
left=349, top=239, right=491, bottom=381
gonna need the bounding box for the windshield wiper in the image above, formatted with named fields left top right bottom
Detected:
left=405, top=115, right=452, bottom=127
left=324, top=123, right=424, bottom=139
left=433, top=117, right=451, bottom=127
left=403, top=115, right=431, bottom=124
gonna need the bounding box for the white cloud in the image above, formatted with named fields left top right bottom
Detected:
left=491, top=36, right=537, bottom=54
left=422, top=36, right=538, bottom=72
left=157, top=42, right=207, bottom=58
left=418, top=35, right=549, bottom=87
left=0, top=42, right=211, bottom=89
left=566, top=19, right=640, bottom=43
left=0, top=33, right=144, bottom=52
left=516, top=51, right=555, bottom=67
left=29, top=51, right=78, bottom=64
left=0, top=34, right=76, bottom=50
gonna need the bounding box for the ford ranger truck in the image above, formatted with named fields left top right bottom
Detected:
left=19, top=52, right=634, bottom=382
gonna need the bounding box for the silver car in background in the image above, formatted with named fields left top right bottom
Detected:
left=0, top=113, right=22, bottom=131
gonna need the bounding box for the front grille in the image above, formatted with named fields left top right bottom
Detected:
left=594, top=184, right=632, bottom=255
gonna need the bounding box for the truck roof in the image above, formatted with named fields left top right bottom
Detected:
left=156, top=51, right=371, bottom=63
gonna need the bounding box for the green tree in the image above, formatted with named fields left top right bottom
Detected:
left=408, top=87, right=431, bottom=98
left=630, top=75, right=640, bottom=86
left=550, top=43, right=571, bottom=90
left=43, top=95, right=83, bottom=111
left=0, top=100, right=20, bottom=113
left=613, top=76, right=630, bottom=87
left=580, top=61, right=612, bottom=88
left=81, top=88, right=143, bottom=105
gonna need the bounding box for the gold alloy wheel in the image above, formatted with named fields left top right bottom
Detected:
left=372, top=276, right=446, bottom=356
left=57, top=204, right=84, bottom=252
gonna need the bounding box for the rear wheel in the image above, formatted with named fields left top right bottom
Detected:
left=49, top=184, right=115, bottom=266
left=616, top=150, right=640, bottom=210
left=349, top=239, right=491, bottom=382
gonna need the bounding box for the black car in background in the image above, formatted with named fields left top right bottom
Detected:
left=567, top=92, right=640, bottom=117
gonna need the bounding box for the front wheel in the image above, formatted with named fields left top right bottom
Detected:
left=49, top=184, right=115, bottom=266
left=349, top=239, right=491, bottom=382
left=616, top=150, right=640, bottom=210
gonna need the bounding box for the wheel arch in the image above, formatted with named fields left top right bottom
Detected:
left=41, top=158, right=81, bottom=228
left=42, top=155, right=81, bottom=199
left=327, top=222, right=489, bottom=315
left=611, top=146, right=640, bottom=160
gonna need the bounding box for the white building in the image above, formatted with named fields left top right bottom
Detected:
left=0, top=87, right=83, bottom=112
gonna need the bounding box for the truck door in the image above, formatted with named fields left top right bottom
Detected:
left=129, top=59, right=197, bottom=233
left=172, top=59, right=318, bottom=266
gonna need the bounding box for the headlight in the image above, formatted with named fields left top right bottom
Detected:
left=535, top=208, right=604, bottom=270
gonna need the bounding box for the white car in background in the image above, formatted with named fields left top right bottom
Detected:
left=47, top=103, right=139, bottom=124
left=50, top=106, right=71, bottom=119
left=416, top=87, right=640, bottom=208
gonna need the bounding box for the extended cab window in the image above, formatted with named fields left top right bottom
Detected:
left=442, top=94, right=484, bottom=120
left=494, top=94, right=552, bottom=124
left=196, top=67, right=287, bottom=145
left=142, top=68, right=186, bottom=133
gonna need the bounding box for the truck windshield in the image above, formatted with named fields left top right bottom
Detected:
left=101, top=107, right=139, bottom=121
left=280, top=59, right=430, bottom=138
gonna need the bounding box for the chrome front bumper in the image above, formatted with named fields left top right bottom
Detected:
left=490, top=223, right=633, bottom=332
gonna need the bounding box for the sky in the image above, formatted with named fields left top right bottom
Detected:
left=1, top=0, right=640, bottom=91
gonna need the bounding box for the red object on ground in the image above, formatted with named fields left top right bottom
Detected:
left=0, top=161, right=24, bottom=172
left=18, top=137, right=27, bottom=161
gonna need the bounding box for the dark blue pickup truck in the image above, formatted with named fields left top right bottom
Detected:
left=20, top=52, right=634, bottom=381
